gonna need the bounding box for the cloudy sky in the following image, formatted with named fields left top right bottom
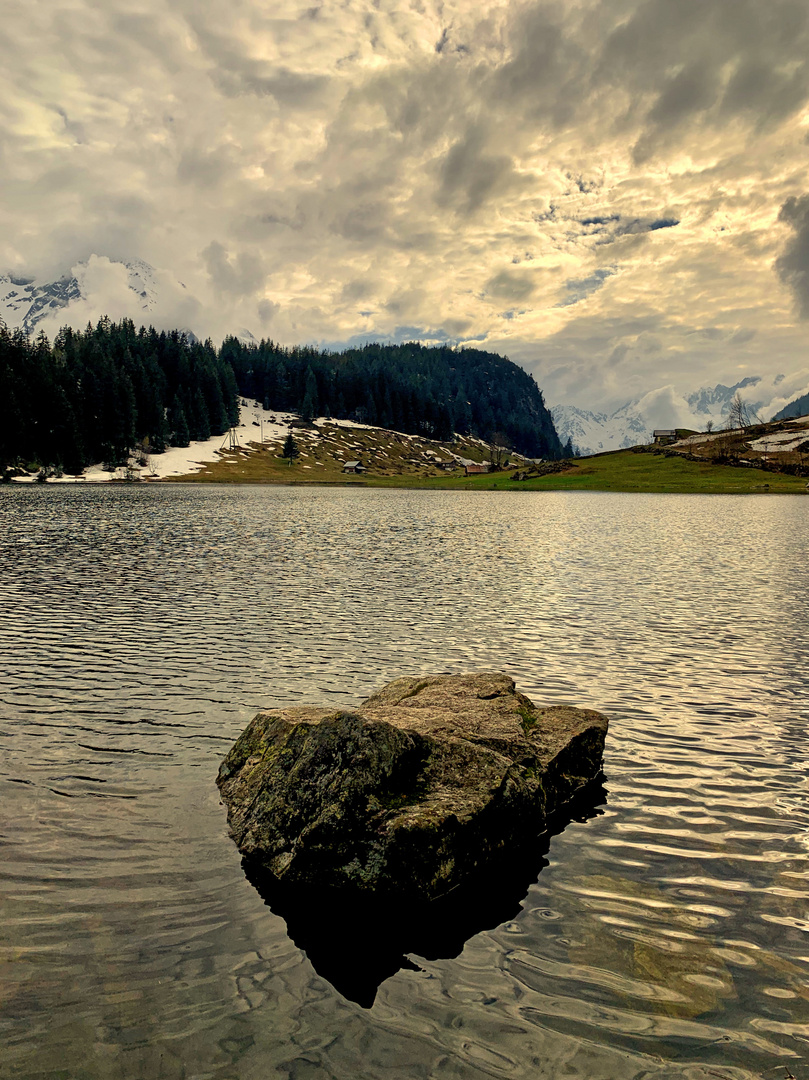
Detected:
left=3, top=0, right=809, bottom=412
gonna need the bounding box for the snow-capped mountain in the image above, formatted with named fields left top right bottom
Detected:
left=552, top=377, right=774, bottom=456
left=551, top=403, right=653, bottom=455
left=1, top=274, right=80, bottom=335
left=1, top=258, right=164, bottom=336
left=684, top=377, right=764, bottom=419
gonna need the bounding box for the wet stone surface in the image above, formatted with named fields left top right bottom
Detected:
left=217, top=672, right=609, bottom=901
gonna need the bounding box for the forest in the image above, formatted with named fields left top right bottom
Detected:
left=0, top=318, right=565, bottom=475
left=772, top=390, right=809, bottom=421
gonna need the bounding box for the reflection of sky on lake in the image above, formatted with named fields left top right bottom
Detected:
left=0, top=485, right=807, bottom=1079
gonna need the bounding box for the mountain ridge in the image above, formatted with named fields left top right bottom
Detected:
left=0, top=258, right=161, bottom=336
left=552, top=377, right=775, bottom=456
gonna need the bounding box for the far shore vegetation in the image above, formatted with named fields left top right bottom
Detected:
left=169, top=441, right=809, bottom=495
left=0, top=316, right=563, bottom=480
left=4, top=314, right=807, bottom=494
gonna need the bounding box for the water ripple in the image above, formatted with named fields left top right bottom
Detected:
left=1, top=484, right=808, bottom=1080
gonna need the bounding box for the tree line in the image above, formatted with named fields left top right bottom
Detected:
left=0, top=318, right=564, bottom=475
left=224, top=337, right=563, bottom=458
left=0, top=318, right=240, bottom=475
left=771, top=390, right=809, bottom=422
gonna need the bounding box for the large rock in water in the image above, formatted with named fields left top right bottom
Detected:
left=217, top=673, right=608, bottom=902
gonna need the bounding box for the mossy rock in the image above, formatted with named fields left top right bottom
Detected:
left=217, top=673, right=608, bottom=901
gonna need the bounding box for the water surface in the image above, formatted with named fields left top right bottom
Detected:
left=1, top=485, right=808, bottom=1079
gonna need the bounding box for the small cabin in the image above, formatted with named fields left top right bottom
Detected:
left=342, top=460, right=366, bottom=474
left=464, top=463, right=489, bottom=475
left=653, top=429, right=677, bottom=445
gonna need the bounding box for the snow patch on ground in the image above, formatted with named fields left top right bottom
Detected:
left=141, top=401, right=300, bottom=479
left=671, top=431, right=729, bottom=448
left=748, top=430, right=809, bottom=452
left=22, top=400, right=300, bottom=482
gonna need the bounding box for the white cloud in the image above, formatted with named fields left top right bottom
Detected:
left=1, top=0, right=809, bottom=408
left=633, top=385, right=693, bottom=429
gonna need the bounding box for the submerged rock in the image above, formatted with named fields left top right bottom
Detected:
left=217, top=673, right=608, bottom=902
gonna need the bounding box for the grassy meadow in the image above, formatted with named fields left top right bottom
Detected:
left=168, top=436, right=809, bottom=495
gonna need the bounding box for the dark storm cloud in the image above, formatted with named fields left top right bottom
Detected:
left=182, top=12, right=331, bottom=107
left=202, top=242, right=266, bottom=295
left=226, top=68, right=331, bottom=106
left=485, top=269, right=538, bottom=302
left=595, top=0, right=809, bottom=159
left=435, top=127, right=522, bottom=214
left=776, top=194, right=809, bottom=318
left=615, top=217, right=679, bottom=236
left=582, top=215, right=680, bottom=243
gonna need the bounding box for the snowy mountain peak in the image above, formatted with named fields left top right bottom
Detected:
left=0, top=256, right=164, bottom=337
left=552, top=376, right=778, bottom=456
left=1, top=273, right=81, bottom=336
left=123, top=259, right=160, bottom=311
left=685, top=376, right=763, bottom=416
left=551, top=403, right=653, bottom=455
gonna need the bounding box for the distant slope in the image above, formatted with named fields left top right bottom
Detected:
left=771, top=391, right=809, bottom=421
left=0, top=317, right=562, bottom=474
left=225, top=339, right=564, bottom=460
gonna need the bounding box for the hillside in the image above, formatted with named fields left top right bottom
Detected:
left=0, top=317, right=563, bottom=477
left=656, top=415, right=809, bottom=475
left=164, top=405, right=522, bottom=485
left=171, top=426, right=808, bottom=494
left=0, top=318, right=240, bottom=477
left=224, top=339, right=562, bottom=460
left=14, top=401, right=809, bottom=493
left=503, top=451, right=809, bottom=494
left=772, top=392, right=809, bottom=422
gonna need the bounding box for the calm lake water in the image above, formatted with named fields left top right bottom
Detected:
left=1, top=484, right=808, bottom=1080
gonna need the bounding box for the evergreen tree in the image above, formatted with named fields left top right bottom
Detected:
left=281, top=430, right=299, bottom=461
left=301, top=367, right=319, bottom=421
left=190, top=388, right=211, bottom=441
left=169, top=396, right=190, bottom=447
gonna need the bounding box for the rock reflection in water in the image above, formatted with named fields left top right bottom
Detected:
left=243, top=784, right=607, bottom=1007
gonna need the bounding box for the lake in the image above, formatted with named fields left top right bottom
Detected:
left=1, top=484, right=808, bottom=1079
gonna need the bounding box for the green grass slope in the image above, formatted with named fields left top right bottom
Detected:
left=169, top=426, right=809, bottom=493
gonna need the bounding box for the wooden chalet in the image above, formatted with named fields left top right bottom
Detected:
left=653, top=429, right=678, bottom=445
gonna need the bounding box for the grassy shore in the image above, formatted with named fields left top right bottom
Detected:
left=168, top=444, right=808, bottom=494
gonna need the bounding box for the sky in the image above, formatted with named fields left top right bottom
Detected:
left=2, top=0, right=809, bottom=413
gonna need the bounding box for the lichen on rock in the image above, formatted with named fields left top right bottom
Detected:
left=217, top=672, right=608, bottom=901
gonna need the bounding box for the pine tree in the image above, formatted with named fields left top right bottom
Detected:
left=301, top=367, right=319, bottom=421
left=281, top=430, right=299, bottom=462
left=170, top=396, right=190, bottom=447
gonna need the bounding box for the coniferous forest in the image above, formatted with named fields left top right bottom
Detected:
left=0, top=317, right=564, bottom=474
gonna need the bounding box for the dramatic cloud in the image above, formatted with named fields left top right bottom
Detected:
left=2, top=0, right=809, bottom=409
left=777, top=194, right=809, bottom=319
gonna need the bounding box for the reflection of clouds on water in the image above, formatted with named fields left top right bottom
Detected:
left=0, top=485, right=807, bottom=1079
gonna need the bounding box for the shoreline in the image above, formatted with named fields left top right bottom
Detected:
left=11, top=462, right=809, bottom=495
